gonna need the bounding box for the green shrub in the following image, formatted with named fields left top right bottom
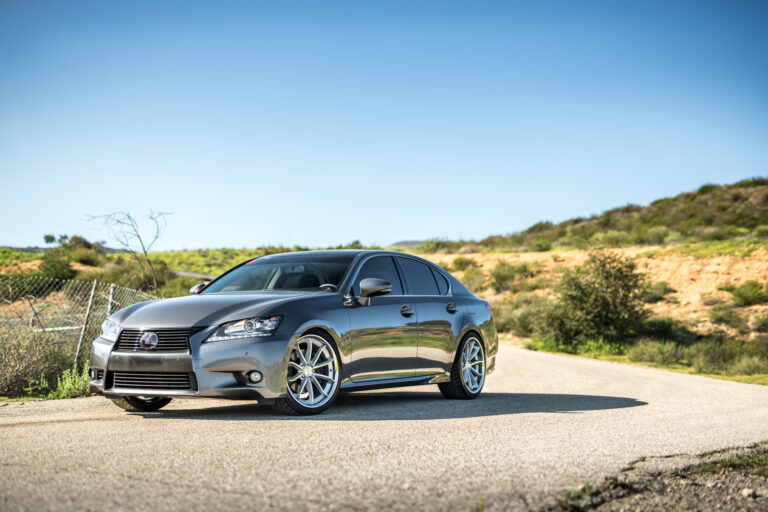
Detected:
left=752, top=313, right=768, bottom=333
left=69, top=248, right=105, bottom=267
left=541, top=252, right=648, bottom=344
left=684, top=337, right=742, bottom=374
left=451, top=257, right=477, bottom=271
left=39, top=249, right=76, bottom=280
left=728, top=280, right=768, bottom=307
left=640, top=317, right=698, bottom=344
left=643, top=281, right=675, bottom=303
left=709, top=304, right=748, bottom=333
left=47, top=363, right=91, bottom=399
left=0, top=327, right=73, bottom=397
left=753, top=225, right=768, bottom=239
left=645, top=226, right=670, bottom=244
left=460, top=267, right=485, bottom=293
left=728, top=355, right=768, bottom=376
left=628, top=340, right=682, bottom=365
left=589, top=230, right=631, bottom=248
left=489, top=262, right=536, bottom=292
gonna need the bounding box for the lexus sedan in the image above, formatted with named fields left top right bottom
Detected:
left=90, top=250, right=497, bottom=415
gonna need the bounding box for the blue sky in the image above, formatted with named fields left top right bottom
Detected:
left=1, top=1, right=766, bottom=251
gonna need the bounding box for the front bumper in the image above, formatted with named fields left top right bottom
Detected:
left=89, top=331, right=293, bottom=401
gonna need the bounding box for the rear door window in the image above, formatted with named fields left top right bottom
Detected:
left=397, top=257, right=439, bottom=295
left=431, top=268, right=450, bottom=295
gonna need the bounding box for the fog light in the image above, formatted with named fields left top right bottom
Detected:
left=247, top=371, right=262, bottom=383
left=88, top=369, right=95, bottom=379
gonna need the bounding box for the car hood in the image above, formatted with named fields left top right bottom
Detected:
left=112, top=291, right=318, bottom=329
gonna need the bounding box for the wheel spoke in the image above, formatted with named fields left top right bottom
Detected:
left=306, top=339, right=313, bottom=363
left=297, top=345, right=308, bottom=365
left=313, top=357, right=334, bottom=369
left=288, top=361, right=304, bottom=372
left=288, top=372, right=303, bottom=383
left=307, top=377, right=315, bottom=403
left=314, top=373, right=334, bottom=382
left=311, top=375, right=327, bottom=397
left=467, top=360, right=483, bottom=367
left=311, top=347, right=325, bottom=366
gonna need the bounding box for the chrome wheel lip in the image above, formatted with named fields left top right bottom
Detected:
left=460, top=337, right=485, bottom=394
left=286, top=335, right=339, bottom=409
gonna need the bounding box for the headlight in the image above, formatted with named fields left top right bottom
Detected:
left=100, top=318, right=120, bottom=342
left=206, top=315, right=282, bottom=342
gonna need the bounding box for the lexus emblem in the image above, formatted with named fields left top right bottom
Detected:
left=139, top=332, right=159, bottom=350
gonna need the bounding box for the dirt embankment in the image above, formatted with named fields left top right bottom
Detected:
left=423, top=247, right=768, bottom=337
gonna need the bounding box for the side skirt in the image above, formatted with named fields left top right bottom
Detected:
left=340, top=373, right=446, bottom=393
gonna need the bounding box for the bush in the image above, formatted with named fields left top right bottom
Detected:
left=541, top=252, right=648, bottom=344
left=684, top=337, right=743, bottom=374
left=640, top=317, right=697, bottom=344
left=69, top=248, right=105, bottom=267
left=451, top=257, right=477, bottom=272
left=643, top=281, right=675, bottom=303
left=589, top=230, right=632, bottom=248
left=752, top=313, right=768, bottom=333
left=39, top=249, right=76, bottom=280
left=460, top=267, right=485, bottom=293
left=46, top=363, right=91, bottom=399
left=0, top=327, right=73, bottom=397
left=489, top=262, right=536, bottom=292
left=728, top=280, right=768, bottom=307
left=753, top=225, right=768, bottom=239
left=728, top=355, right=768, bottom=376
left=628, top=340, right=681, bottom=365
left=709, top=304, right=748, bottom=333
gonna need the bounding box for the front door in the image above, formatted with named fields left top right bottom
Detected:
left=347, top=256, right=419, bottom=381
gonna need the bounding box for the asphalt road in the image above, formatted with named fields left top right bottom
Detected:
left=2, top=345, right=768, bottom=511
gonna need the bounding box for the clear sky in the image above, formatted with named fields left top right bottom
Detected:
left=1, top=1, right=766, bottom=251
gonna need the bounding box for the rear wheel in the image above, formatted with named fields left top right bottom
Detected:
left=109, top=396, right=172, bottom=412
left=273, top=333, right=341, bottom=415
left=439, top=334, right=486, bottom=399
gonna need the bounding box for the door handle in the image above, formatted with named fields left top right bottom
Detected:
left=446, top=303, right=459, bottom=314
left=400, top=305, right=415, bottom=317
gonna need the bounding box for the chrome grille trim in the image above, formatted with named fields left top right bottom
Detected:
left=114, top=328, right=201, bottom=352
left=110, top=371, right=198, bottom=391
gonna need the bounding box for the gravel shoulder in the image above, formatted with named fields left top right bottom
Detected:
left=2, top=345, right=768, bottom=511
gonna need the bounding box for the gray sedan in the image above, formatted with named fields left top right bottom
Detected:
left=90, top=250, right=497, bottom=415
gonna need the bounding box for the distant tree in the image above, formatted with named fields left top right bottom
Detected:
left=89, top=211, right=170, bottom=293
left=43, top=234, right=55, bottom=244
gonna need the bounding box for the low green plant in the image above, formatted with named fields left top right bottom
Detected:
left=628, top=340, right=681, bottom=365
left=39, top=248, right=76, bottom=280
left=709, top=304, right=748, bottom=333
left=643, top=281, right=675, bottom=303
left=0, top=326, right=73, bottom=397
left=640, top=317, right=697, bottom=344
left=489, top=262, right=536, bottom=292
left=752, top=313, right=768, bottom=333
left=728, top=355, right=768, bottom=376
left=728, top=280, right=768, bottom=307
left=47, top=364, right=91, bottom=399
left=752, top=225, right=768, bottom=239
left=451, top=257, right=477, bottom=271
left=461, top=267, right=485, bottom=293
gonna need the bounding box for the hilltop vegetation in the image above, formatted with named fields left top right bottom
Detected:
left=412, top=177, right=768, bottom=253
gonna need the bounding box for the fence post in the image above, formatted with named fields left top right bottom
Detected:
left=74, top=280, right=98, bottom=370
left=107, top=283, right=116, bottom=316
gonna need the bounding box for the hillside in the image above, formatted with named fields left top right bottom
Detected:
left=411, top=177, right=768, bottom=253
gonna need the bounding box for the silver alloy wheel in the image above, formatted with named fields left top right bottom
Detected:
left=286, top=334, right=339, bottom=409
left=460, top=336, right=485, bottom=393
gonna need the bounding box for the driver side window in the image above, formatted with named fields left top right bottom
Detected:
left=353, top=256, right=403, bottom=296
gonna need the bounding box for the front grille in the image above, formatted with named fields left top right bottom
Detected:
left=114, top=329, right=200, bottom=352
left=110, top=371, right=198, bottom=391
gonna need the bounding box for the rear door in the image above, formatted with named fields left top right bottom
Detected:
left=395, top=257, right=459, bottom=375
left=347, top=255, right=420, bottom=381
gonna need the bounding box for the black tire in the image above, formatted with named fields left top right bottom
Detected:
left=439, top=334, right=486, bottom=399
left=109, top=396, right=172, bottom=412
left=272, top=333, right=342, bottom=416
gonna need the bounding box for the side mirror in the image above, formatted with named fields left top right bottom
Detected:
left=189, top=283, right=207, bottom=295
left=358, top=278, right=391, bottom=306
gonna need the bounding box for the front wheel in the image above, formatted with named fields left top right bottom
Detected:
left=273, top=333, right=341, bottom=415
left=109, top=396, right=172, bottom=412
left=439, top=334, right=486, bottom=399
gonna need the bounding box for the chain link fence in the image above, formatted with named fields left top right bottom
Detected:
left=0, top=275, right=154, bottom=396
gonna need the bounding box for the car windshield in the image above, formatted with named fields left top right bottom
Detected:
left=201, top=253, right=356, bottom=293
